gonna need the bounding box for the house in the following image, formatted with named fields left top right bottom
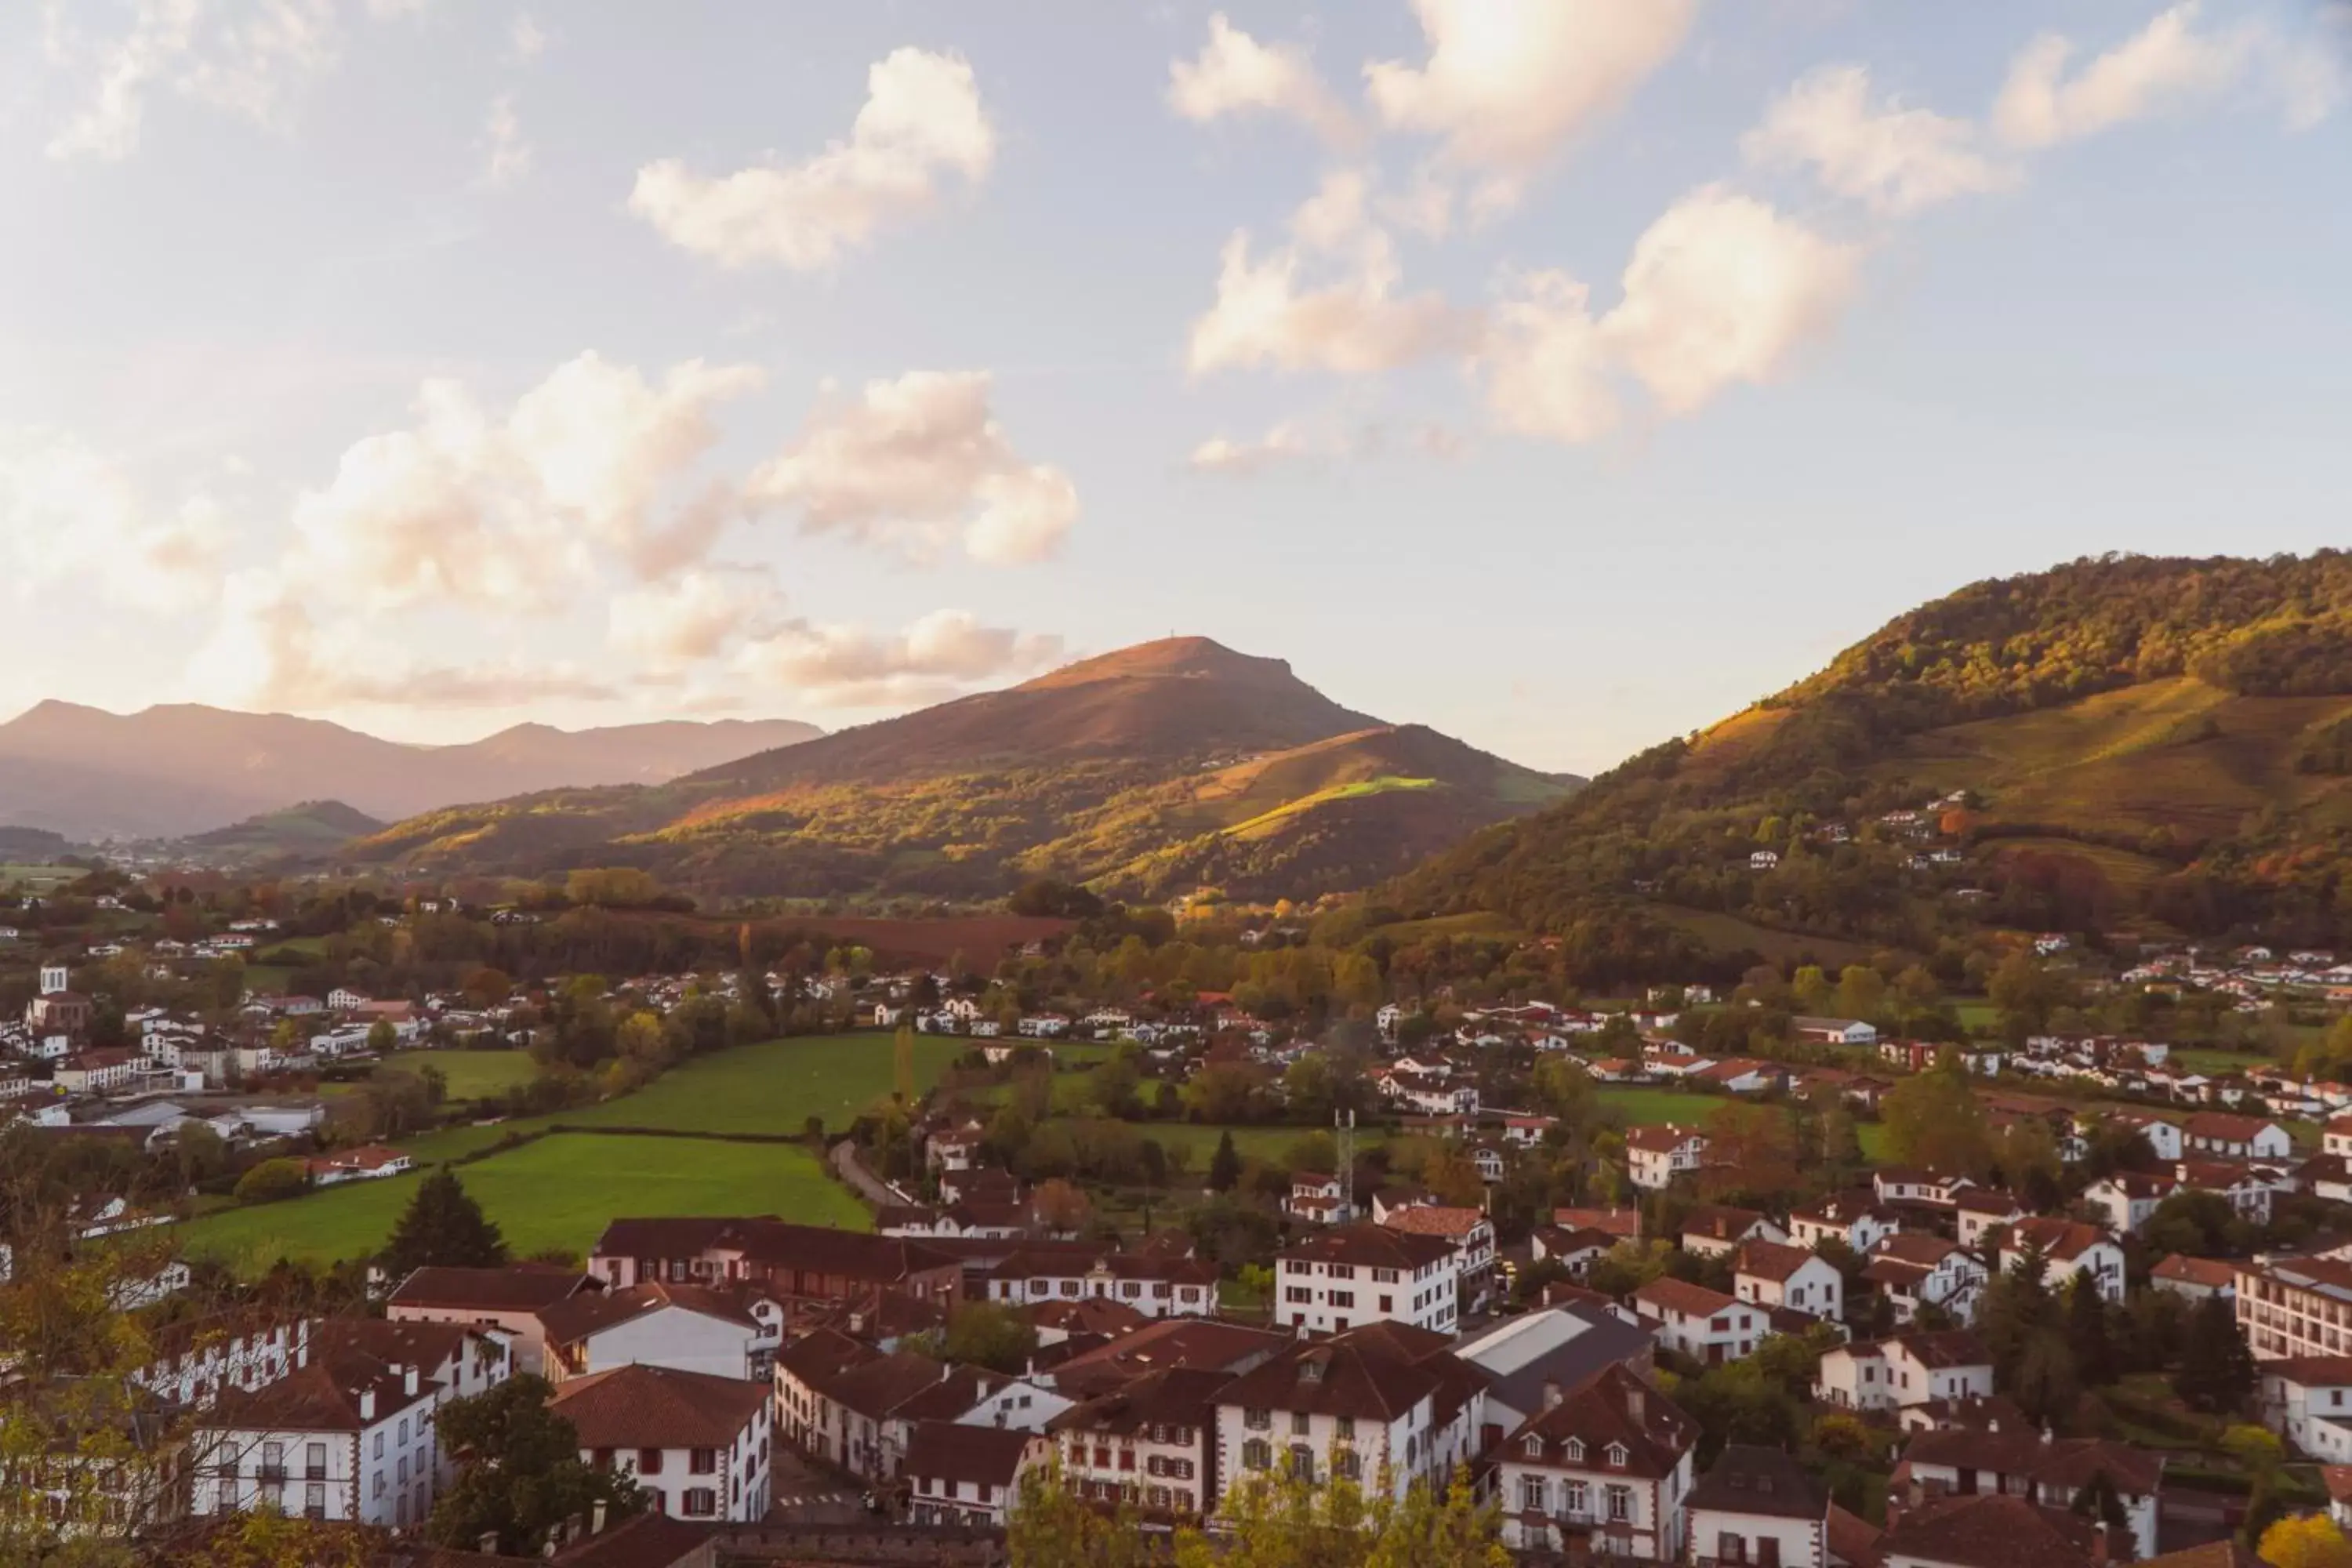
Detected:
left=589, top=1218, right=962, bottom=1316
left=2083, top=1172, right=2177, bottom=1236
left=1045, top=1365, right=1231, bottom=1525
left=305, top=1145, right=414, bottom=1186
left=1893, top=1427, right=2164, bottom=1559
left=385, top=1264, right=601, bottom=1378
left=1733, top=1240, right=1844, bottom=1325
left=1530, top=1225, right=1618, bottom=1281
left=902, top=1421, right=1034, bottom=1527
left=1494, top=1363, right=1697, bottom=1558
left=557, top=1363, right=771, bottom=1523
left=539, top=1281, right=782, bottom=1384
left=190, top=1343, right=445, bottom=1529
left=2151, top=1254, right=2236, bottom=1303
left=1632, top=1278, right=1763, bottom=1365
left=2108, top=1112, right=2185, bottom=1163
left=1682, top=1206, right=1788, bottom=1260
left=1863, top=1236, right=1989, bottom=1327
left=2241, top=1255, right=2352, bottom=1359
left=1210, top=1324, right=1486, bottom=1509
left=1284, top=1173, right=1350, bottom=1227
left=1950, top=1189, right=2028, bottom=1251
left=1454, top=1306, right=1659, bottom=1436
left=2181, top=1112, right=2292, bottom=1162
left=1625, top=1125, right=1708, bottom=1190
left=1554, top=1207, right=1642, bottom=1242
left=1274, top=1225, right=1461, bottom=1336
left=1875, top=1493, right=2105, bottom=1568
left=2256, top=1356, right=2352, bottom=1460
left=1751, top=851, right=1781, bottom=870
left=975, top=1245, right=1220, bottom=1320
left=1377, top=1204, right=1497, bottom=1313
left=1815, top=1330, right=1994, bottom=1415
left=1872, top=1168, right=1976, bottom=1213
left=1686, top=1444, right=1830, bottom=1568
left=1998, top=1218, right=2126, bottom=1305
left=1788, top=1195, right=1899, bottom=1256
left=1791, top=1017, right=1878, bottom=1047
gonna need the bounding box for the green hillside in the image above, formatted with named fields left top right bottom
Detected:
left=1396, top=553, right=2352, bottom=960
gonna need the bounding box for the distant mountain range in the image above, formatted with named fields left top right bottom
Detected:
left=0, top=703, right=822, bottom=840
left=351, top=637, right=1583, bottom=900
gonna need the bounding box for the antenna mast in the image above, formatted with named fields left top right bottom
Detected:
left=1335, top=1109, right=1356, bottom=1221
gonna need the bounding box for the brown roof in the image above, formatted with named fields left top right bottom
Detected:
left=1827, top=1503, right=1883, bottom=1568
left=1733, top=1240, right=1824, bottom=1284
left=1213, top=1328, right=1457, bottom=1424
left=902, top=1420, right=1032, bottom=1488
left=2004, top=1217, right=2112, bottom=1262
left=1633, top=1276, right=1740, bottom=1318
left=2260, top=1355, right=2352, bottom=1386
left=2183, top=1111, right=2278, bottom=1142
left=1889, top=1329, right=1992, bottom=1370
left=538, top=1281, right=764, bottom=1345
left=307, top=1316, right=476, bottom=1373
left=2151, top=1254, right=2237, bottom=1288
left=1051, top=1318, right=1289, bottom=1399
left=204, top=1347, right=435, bottom=1433
left=1504, top=1362, right=1695, bottom=1479
left=551, top=1363, right=765, bottom=1450
left=389, top=1263, right=596, bottom=1313
left=1900, top=1428, right=2162, bottom=1496
left=1684, top=1205, right=1769, bottom=1243
left=1554, top=1207, right=1641, bottom=1239
left=1624, top=1123, right=1704, bottom=1154
left=1048, top=1366, right=1233, bottom=1438
left=1280, top=1222, right=1454, bottom=1271
left=1379, top=1204, right=1486, bottom=1240
left=1688, top=1443, right=1828, bottom=1520
left=1878, top=1494, right=2097, bottom=1568
left=590, top=1217, right=956, bottom=1282
left=1028, top=1297, right=1149, bottom=1336
left=1874, top=1232, right=1962, bottom=1266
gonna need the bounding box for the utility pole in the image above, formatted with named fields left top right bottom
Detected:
left=1335, top=1109, right=1356, bottom=1221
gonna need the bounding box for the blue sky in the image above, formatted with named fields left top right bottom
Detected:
left=0, top=0, right=2345, bottom=775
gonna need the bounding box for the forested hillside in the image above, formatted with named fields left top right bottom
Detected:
left=1397, top=554, right=2352, bottom=956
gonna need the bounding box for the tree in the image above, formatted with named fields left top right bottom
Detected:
left=2259, top=1515, right=2352, bottom=1568
left=1091, top=1052, right=1142, bottom=1118
left=365, top=1018, right=397, bottom=1054
left=232, top=1156, right=310, bottom=1203
left=381, top=1167, right=507, bottom=1276
left=2064, top=1270, right=2112, bottom=1388
left=1033, top=1178, right=1093, bottom=1236
left=2178, top=1294, right=2256, bottom=1414
left=1007, top=1459, right=1149, bottom=1568
left=931, top=1302, right=1038, bottom=1376
left=1532, top=1055, right=1597, bottom=1131
left=1701, top=1102, right=1799, bottom=1199
left=426, top=1375, right=641, bottom=1554
left=1878, top=1056, right=1993, bottom=1178
left=1208, top=1131, right=1243, bottom=1193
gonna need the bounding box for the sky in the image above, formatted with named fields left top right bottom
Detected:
left=0, top=0, right=2347, bottom=777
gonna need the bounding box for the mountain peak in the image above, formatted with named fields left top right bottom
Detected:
left=1016, top=637, right=1297, bottom=692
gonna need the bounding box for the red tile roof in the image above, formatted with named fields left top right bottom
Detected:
left=550, top=1363, right=766, bottom=1450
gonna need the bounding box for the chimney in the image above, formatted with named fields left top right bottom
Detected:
left=405, top=1366, right=419, bottom=1398
left=1542, top=1380, right=1563, bottom=1410
left=566, top=1512, right=584, bottom=1544
left=358, top=1388, right=375, bottom=1422
left=1627, top=1388, right=1646, bottom=1423
left=2093, top=1523, right=2113, bottom=1568
left=592, top=1499, right=608, bottom=1535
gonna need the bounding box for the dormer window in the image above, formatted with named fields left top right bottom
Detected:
left=1606, top=1443, right=1628, bottom=1468
left=1524, top=1436, right=1544, bottom=1458
left=1566, top=1439, right=1585, bottom=1463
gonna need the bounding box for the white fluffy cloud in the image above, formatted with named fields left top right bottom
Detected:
left=192, top=575, right=616, bottom=711
left=1167, top=13, right=1359, bottom=147
left=1188, top=174, right=1481, bottom=376
left=42, top=0, right=361, bottom=161
left=1994, top=2, right=2261, bottom=149
left=609, top=566, right=782, bottom=671
left=745, top=371, right=1076, bottom=564
left=735, top=609, right=1062, bottom=708
left=1482, top=274, right=1618, bottom=445
left=290, top=352, right=765, bottom=610
left=478, top=93, right=532, bottom=187
left=629, top=47, right=995, bottom=270
left=1365, top=0, right=1695, bottom=205
left=0, top=426, right=230, bottom=610
left=1744, top=65, right=2018, bottom=216
left=1599, top=186, right=1862, bottom=417
left=1189, top=422, right=1315, bottom=474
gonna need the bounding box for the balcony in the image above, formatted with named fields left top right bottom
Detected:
left=256, top=1466, right=287, bottom=1485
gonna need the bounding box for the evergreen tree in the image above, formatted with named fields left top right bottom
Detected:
left=1208, top=1130, right=1242, bottom=1193
left=2065, top=1269, right=2112, bottom=1388
left=2178, top=1292, right=2256, bottom=1414
left=426, top=1376, right=641, bottom=1553
left=382, top=1167, right=507, bottom=1277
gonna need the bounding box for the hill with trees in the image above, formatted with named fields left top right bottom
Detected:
left=349, top=637, right=1581, bottom=901
left=1396, top=553, right=2352, bottom=956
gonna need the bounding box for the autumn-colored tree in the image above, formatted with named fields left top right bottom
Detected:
left=1033, top=1178, right=1093, bottom=1235
left=2259, top=1515, right=2352, bottom=1568
left=1702, top=1101, right=1800, bottom=1198
left=1879, top=1055, right=1993, bottom=1179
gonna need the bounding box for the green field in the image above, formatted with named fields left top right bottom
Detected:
left=180, top=1133, right=865, bottom=1271
left=0, top=862, right=85, bottom=890
left=1597, top=1086, right=1713, bottom=1127
left=331, top=1049, right=539, bottom=1103
left=1148, top=1123, right=1391, bottom=1165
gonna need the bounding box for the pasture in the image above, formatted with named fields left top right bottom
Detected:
left=179, top=1132, right=865, bottom=1271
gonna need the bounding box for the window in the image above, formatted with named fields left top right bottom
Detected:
left=1335, top=1417, right=1354, bottom=1440
left=373, top=1472, right=387, bottom=1499
left=690, top=1449, right=718, bottom=1474
left=639, top=1449, right=664, bottom=1475
left=373, top=1432, right=385, bottom=1459
left=1244, top=1407, right=1272, bottom=1431
left=1329, top=1291, right=1355, bottom=1309
left=1380, top=1296, right=1394, bottom=1313
left=1242, top=1439, right=1271, bottom=1472
left=1565, top=1482, right=1589, bottom=1517
left=1720, top=1534, right=1748, bottom=1564
left=1335, top=1450, right=1362, bottom=1481
left=398, top=1417, right=409, bottom=1444
left=1524, top=1436, right=1544, bottom=1458
left=683, top=1488, right=717, bottom=1517
left=304, top=1443, right=327, bottom=1481
left=260, top=1442, right=284, bottom=1481
left=1566, top=1438, right=1584, bottom=1463
left=1606, top=1443, right=1628, bottom=1468
left=1094, top=1446, right=1112, bottom=1468
left=1607, top=1485, right=1632, bottom=1523
left=1288, top=1446, right=1315, bottom=1482
left=1292, top=1413, right=1311, bottom=1437
left=1118, top=1450, right=1134, bottom=1472
left=303, top=1483, right=325, bottom=1520
left=1287, top=1287, right=1313, bottom=1304
left=1521, top=1476, right=1548, bottom=1513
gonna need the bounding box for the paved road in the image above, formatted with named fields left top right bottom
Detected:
left=769, top=1449, right=873, bottom=1524
left=830, top=1139, right=898, bottom=1209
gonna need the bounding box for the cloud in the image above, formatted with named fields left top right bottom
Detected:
left=1993, top=2, right=2262, bottom=148
left=735, top=608, right=1063, bottom=708
left=744, top=371, right=1076, bottom=564
left=191, top=575, right=615, bottom=711
left=1167, top=13, right=1359, bottom=147
left=1598, top=185, right=1862, bottom=417
left=1744, top=65, right=2020, bottom=215
left=629, top=47, right=995, bottom=270
left=1365, top=0, right=1696, bottom=205
left=291, top=351, right=765, bottom=611
left=42, top=0, right=350, bottom=161
left=1187, top=175, right=1482, bottom=376
left=1482, top=273, right=1620, bottom=445
left=478, top=93, right=533, bottom=187
left=1189, top=422, right=1315, bottom=474
left=0, top=426, right=230, bottom=610
left=609, top=566, right=781, bottom=670
left=508, top=13, right=547, bottom=61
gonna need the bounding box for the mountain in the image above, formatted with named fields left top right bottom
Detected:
left=1395, top=552, right=2352, bottom=960
left=182, top=800, right=387, bottom=859
left=0, top=704, right=822, bottom=840
left=352, top=637, right=1581, bottom=899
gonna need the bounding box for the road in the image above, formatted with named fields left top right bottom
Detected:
left=829, top=1138, right=898, bottom=1210
left=769, top=1448, right=873, bottom=1524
